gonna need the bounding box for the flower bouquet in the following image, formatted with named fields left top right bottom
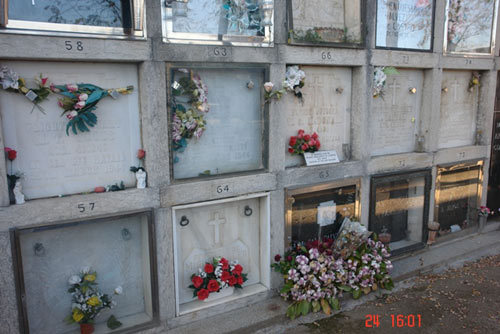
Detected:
left=373, top=66, right=398, bottom=98
left=189, top=257, right=247, bottom=302
left=4, top=147, right=23, bottom=204
left=284, top=65, right=306, bottom=102
left=272, top=235, right=393, bottom=319
left=51, top=83, right=134, bottom=135
left=478, top=206, right=492, bottom=217
left=333, top=218, right=372, bottom=260
left=0, top=66, right=51, bottom=113
left=468, top=71, right=480, bottom=92
left=288, top=130, right=320, bottom=155
left=65, top=268, right=122, bottom=333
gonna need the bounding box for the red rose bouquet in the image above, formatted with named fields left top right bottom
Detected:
left=189, top=257, right=248, bottom=301
left=288, top=130, right=320, bottom=155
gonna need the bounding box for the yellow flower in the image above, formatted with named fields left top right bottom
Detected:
left=84, top=273, right=96, bottom=282
left=87, top=296, right=101, bottom=307
left=72, top=309, right=84, bottom=323
left=472, top=78, right=479, bottom=85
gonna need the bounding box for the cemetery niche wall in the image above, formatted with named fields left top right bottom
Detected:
left=439, top=70, right=480, bottom=149
left=168, top=64, right=267, bottom=179
left=285, top=180, right=360, bottom=248
left=371, top=68, right=424, bottom=156
left=286, top=0, right=363, bottom=46
left=434, top=161, right=483, bottom=240
left=11, top=210, right=158, bottom=334
left=0, top=0, right=145, bottom=38
left=0, top=61, right=142, bottom=200
left=369, top=170, right=431, bottom=255
left=284, top=66, right=352, bottom=167
left=162, top=0, right=274, bottom=46
left=172, top=193, right=270, bottom=315
left=445, top=0, right=499, bottom=54
left=375, top=0, right=434, bottom=51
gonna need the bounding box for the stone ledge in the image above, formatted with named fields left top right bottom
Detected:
left=0, top=187, right=160, bottom=230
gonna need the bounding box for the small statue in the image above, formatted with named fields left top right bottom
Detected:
left=135, top=168, right=147, bottom=189
left=13, top=180, right=25, bottom=204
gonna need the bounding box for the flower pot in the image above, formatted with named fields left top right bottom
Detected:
left=203, top=287, right=235, bottom=303
left=80, top=323, right=94, bottom=334
left=427, top=221, right=440, bottom=245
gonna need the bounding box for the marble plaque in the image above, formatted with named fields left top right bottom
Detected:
left=371, top=69, right=423, bottom=156
left=173, top=195, right=269, bottom=310
left=16, top=213, right=154, bottom=334
left=290, top=0, right=362, bottom=44
left=446, top=0, right=497, bottom=54
left=0, top=61, right=141, bottom=199
left=438, top=71, right=478, bottom=149
left=376, top=0, right=434, bottom=50
left=284, top=66, right=352, bottom=167
left=172, top=67, right=264, bottom=179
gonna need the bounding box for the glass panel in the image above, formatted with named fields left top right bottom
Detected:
left=436, top=165, right=482, bottom=237
left=376, top=0, right=434, bottom=50
left=16, top=213, right=154, bottom=334
left=288, top=0, right=362, bottom=45
left=8, top=0, right=124, bottom=27
left=170, top=67, right=265, bottom=179
left=171, top=0, right=264, bottom=36
left=371, top=174, right=427, bottom=252
left=446, top=0, right=497, bottom=54
left=289, top=185, right=357, bottom=248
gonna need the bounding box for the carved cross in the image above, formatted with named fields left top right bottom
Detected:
left=208, top=212, right=226, bottom=246
left=451, top=80, right=461, bottom=102
left=387, top=80, right=401, bottom=105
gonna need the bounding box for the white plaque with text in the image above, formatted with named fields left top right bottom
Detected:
left=304, top=150, right=340, bottom=166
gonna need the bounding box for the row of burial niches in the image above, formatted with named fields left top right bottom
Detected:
left=10, top=161, right=483, bottom=332
left=287, top=161, right=484, bottom=257
left=0, top=62, right=484, bottom=203
left=1, top=1, right=497, bottom=55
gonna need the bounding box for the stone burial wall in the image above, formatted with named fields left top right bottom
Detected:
left=0, top=0, right=498, bottom=333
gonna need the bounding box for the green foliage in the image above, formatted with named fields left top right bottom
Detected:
left=383, top=67, right=399, bottom=75
left=290, top=29, right=323, bottom=43
left=106, top=315, right=122, bottom=330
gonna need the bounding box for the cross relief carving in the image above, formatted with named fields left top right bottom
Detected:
left=208, top=212, right=226, bottom=246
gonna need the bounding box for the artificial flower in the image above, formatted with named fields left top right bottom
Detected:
left=114, top=286, right=123, bottom=295
left=228, top=276, right=237, bottom=286
left=87, top=296, right=101, bottom=307
left=66, top=84, right=78, bottom=92
left=137, top=149, right=146, bottom=160
left=68, top=275, right=81, bottom=285
left=233, top=264, right=243, bottom=276
left=74, top=101, right=86, bottom=109
left=72, top=309, right=84, bottom=323
left=192, top=276, right=203, bottom=288
left=6, top=149, right=17, bottom=161
left=78, top=93, right=88, bottom=101
left=204, top=263, right=214, bottom=274
left=207, top=279, right=220, bottom=292
left=264, top=82, right=274, bottom=93
left=0, top=66, right=19, bottom=90
left=197, top=289, right=209, bottom=301
left=274, top=254, right=281, bottom=262
left=84, top=273, right=96, bottom=282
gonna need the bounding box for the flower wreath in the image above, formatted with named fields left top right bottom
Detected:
left=171, top=69, right=209, bottom=155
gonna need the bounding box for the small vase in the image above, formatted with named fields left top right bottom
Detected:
left=80, top=323, right=94, bottom=334
left=203, top=287, right=235, bottom=303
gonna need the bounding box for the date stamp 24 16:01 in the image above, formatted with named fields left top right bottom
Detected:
left=365, top=314, right=422, bottom=328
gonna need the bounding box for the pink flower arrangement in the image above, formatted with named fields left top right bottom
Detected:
left=272, top=233, right=393, bottom=319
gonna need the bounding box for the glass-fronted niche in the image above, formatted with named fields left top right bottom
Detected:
left=285, top=180, right=360, bottom=248
left=11, top=210, right=158, bottom=334
left=369, top=170, right=431, bottom=255
left=376, top=0, right=435, bottom=51
left=286, top=0, right=363, bottom=46
left=0, top=0, right=145, bottom=38
left=445, top=0, right=499, bottom=54
left=435, top=161, right=483, bottom=239
left=168, top=64, right=267, bottom=180
left=162, top=0, right=274, bottom=46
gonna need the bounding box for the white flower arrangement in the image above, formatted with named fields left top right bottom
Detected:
left=373, top=66, right=398, bottom=98
left=284, top=66, right=306, bottom=102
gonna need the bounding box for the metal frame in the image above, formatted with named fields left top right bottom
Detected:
left=166, top=62, right=270, bottom=182
left=286, top=0, right=366, bottom=48
left=0, top=0, right=146, bottom=39
left=369, top=169, right=432, bottom=256
left=161, top=0, right=274, bottom=47
left=374, top=0, right=436, bottom=52
left=285, top=178, right=362, bottom=248
left=10, top=209, right=160, bottom=334
left=434, top=160, right=484, bottom=234
left=443, top=0, right=499, bottom=56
